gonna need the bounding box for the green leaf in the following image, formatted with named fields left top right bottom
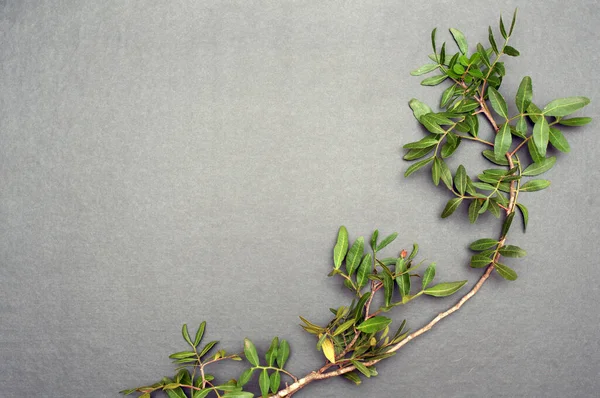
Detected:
left=441, top=134, right=461, bottom=159
left=509, top=8, right=518, bottom=35
left=403, top=135, right=440, bottom=149
left=356, top=253, right=372, bottom=289
left=182, top=324, right=193, bottom=347
left=516, top=76, right=533, bottom=113
left=423, top=280, right=468, bottom=297
left=405, top=156, right=434, bottom=177
left=501, top=212, right=515, bottom=236
left=494, top=263, right=518, bottom=281
left=503, top=45, right=520, bottom=56
left=343, top=371, right=362, bottom=385
left=422, top=263, right=436, bottom=289
left=469, top=239, right=499, bottom=251
left=488, top=26, right=498, bottom=54
left=516, top=116, right=527, bottom=136
left=404, top=146, right=436, bottom=161
left=356, top=316, right=392, bottom=333
left=192, top=389, right=212, bottom=398
left=396, top=257, right=410, bottom=298
left=333, top=319, right=356, bottom=337
left=431, top=28, right=437, bottom=54
left=549, top=127, right=570, bottom=153
left=165, top=388, right=188, bottom=398
left=237, top=368, right=255, bottom=387
left=270, top=371, right=281, bottom=394
left=494, top=123, right=512, bottom=159
left=516, top=203, right=529, bottom=232
left=194, top=322, right=206, bottom=347
left=558, top=117, right=592, bottom=126
left=421, top=74, right=448, bottom=86
left=499, top=16, right=507, bottom=39
left=468, top=199, right=482, bottom=224
left=449, top=28, right=468, bottom=54
left=543, top=97, right=590, bottom=117
left=441, top=198, right=463, bottom=218
left=383, top=272, right=394, bottom=306
left=522, top=157, right=556, bottom=176
left=470, top=254, right=493, bottom=268
left=370, top=230, right=379, bottom=251
left=455, top=165, right=467, bottom=195
left=482, top=149, right=509, bottom=165
left=420, top=114, right=448, bottom=135
left=499, top=245, right=527, bottom=258
left=407, top=243, right=419, bottom=261
left=333, top=226, right=349, bottom=270
left=346, top=237, right=365, bottom=276
left=244, top=339, right=260, bottom=367
left=198, top=341, right=218, bottom=358
left=411, top=63, right=439, bottom=76
left=431, top=156, right=441, bottom=185
left=441, top=84, right=456, bottom=108
left=222, top=392, right=254, bottom=398
left=351, top=360, right=371, bottom=378
left=477, top=43, right=491, bottom=67
left=259, top=369, right=270, bottom=398
left=527, top=139, right=545, bottom=164
left=265, top=337, right=279, bottom=367
left=487, top=87, right=508, bottom=119
left=169, top=351, right=196, bottom=359
left=376, top=232, right=398, bottom=252
left=276, top=339, right=289, bottom=369
left=409, top=98, right=433, bottom=120
left=520, top=179, right=550, bottom=192
left=533, top=116, right=549, bottom=157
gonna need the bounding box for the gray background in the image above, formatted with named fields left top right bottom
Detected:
left=1, top=1, right=599, bottom=397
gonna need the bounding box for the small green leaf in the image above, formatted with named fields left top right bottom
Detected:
left=276, top=339, right=290, bottom=369
left=409, top=98, right=433, bottom=120
left=516, top=76, right=533, bottom=113
left=259, top=369, right=270, bottom=398
left=376, top=232, right=398, bottom=252
left=420, top=114, right=447, bottom=135
left=356, top=253, right=372, bottom=289
left=192, top=389, right=212, bottom=398
left=522, top=157, right=556, bottom=176
left=421, top=74, right=448, bottom=86
left=503, top=45, right=520, bottom=56
left=270, top=371, right=281, bottom=394
left=499, top=245, right=527, bottom=258
left=549, top=127, right=570, bottom=153
left=222, top=392, right=254, bottom=398
left=431, top=156, right=441, bottom=185
left=542, top=97, right=590, bottom=117
left=346, top=237, right=365, bottom=276
left=470, top=254, right=493, bottom=268
left=520, top=179, right=550, bottom=192
left=449, top=28, right=468, bottom=54
left=383, top=272, right=394, bottom=307
left=469, top=239, right=499, bottom=251
left=403, top=135, right=440, bottom=149
left=516, top=203, right=529, bottom=232
left=499, top=16, right=507, bottom=39
left=422, top=263, right=436, bottom=289
left=356, top=316, right=392, bottom=333
left=533, top=117, right=549, bottom=157
left=488, top=26, right=498, bottom=54
left=487, top=87, right=508, bottom=119
left=182, top=324, right=193, bottom=347
left=441, top=198, right=463, bottom=218
left=482, top=150, right=509, bottom=165
left=501, top=212, right=515, bottom=237
left=407, top=243, right=419, bottom=261
left=441, top=84, right=457, bottom=108
left=194, top=322, right=206, bottom=347
left=169, top=351, right=196, bottom=359
left=351, top=360, right=371, bottom=378
left=404, top=146, right=436, bottom=161
left=558, top=117, right=592, bottom=126
left=477, top=43, right=491, bottom=67
left=370, top=230, right=379, bottom=251
left=509, top=8, right=518, bottom=35
left=333, top=319, right=356, bottom=337
left=431, top=28, right=437, bottom=53
left=199, top=341, right=218, bottom=358
left=237, top=368, right=254, bottom=387
left=333, top=226, right=349, bottom=270
left=455, top=165, right=467, bottom=195
left=468, top=199, right=482, bottom=224
left=405, top=156, right=434, bottom=177
left=411, top=63, right=439, bottom=76
left=423, top=280, right=468, bottom=297
left=494, top=123, right=512, bottom=159
left=527, top=139, right=545, bottom=164
left=494, top=263, right=518, bottom=281
left=343, top=371, right=362, bottom=385
left=244, top=339, right=260, bottom=367
left=396, top=257, right=410, bottom=298
left=265, top=337, right=279, bottom=367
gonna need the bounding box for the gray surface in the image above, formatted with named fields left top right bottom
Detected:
left=1, top=1, right=599, bottom=397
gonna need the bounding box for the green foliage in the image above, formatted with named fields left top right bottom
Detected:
left=123, top=10, right=591, bottom=398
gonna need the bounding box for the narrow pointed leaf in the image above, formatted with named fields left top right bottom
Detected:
left=405, top=157, right=434, bottom=177
left=351, top=360, right=371, bottom=378
left=356, top=253, right=372, bottom=289
left=346, top=237, right=365, bottom=276
left=370, top=230, right=379, bottom=251
left=194, top=322, right=206, bottom=347
left=471, top=254, right=493, bottom=268
left=494, top=123, right=512, bottom=158
left=542, top=97, right=590, bottom=117
left=516, top=76, right=532, bottom=113
left=182, top=324, right=193, bottom=347
left=237, top=368, right=254, bottom=387
left=259, top=369, right=270, bottom=397
left=376, top=232, right=398, bottom=252
left=501, top=212, right=515, bottom=236
left=449, top=28, right=468, bottom=54
left=423, top=280, right=468, bottom=297
left=494, top=263, right=518, bottom=281
left=488, top=26, right=498, bottom=54
left=516, top=203, right=529, bottom=232
left=522, top=157, right=556, bottom=176
left=333, top=226, right=349, bottom=270
left=520, top=179, right=550, bottom=192
left=276, top=340, right=289, bottom=369
left=422, top=263, right=436, bottom=289
left=383, top=272, right=394, bottom=306
left=499, top=245, right=527, bottom=258
left=533, top=117, right=549, bottom=157
left=549, top=127, right=570, bottom=153
left=503, top=46, right=520, bottom=56
left=441, top=198, right=463, bottom=218
left=421, top=74, right=448, bottom=86
left=487, top=87, right=508, bottom=119
left=558, top=117, right=592, bottom=126
left=403, top=135, right=440, bottom=149
left=244, top=339, right=260, bottom=367
left=356, top=316, right=392, bottom=333
left=269, top=371, right=281, bottom=394
left=411, top=63, right=439, bottom=76
left=455, top=165, right=467, bottom=195
left=469, top=238, right=498, bottom=251
left=333, top=319, right=356, bottom=337
left=468, top=199, right=482, bottom=224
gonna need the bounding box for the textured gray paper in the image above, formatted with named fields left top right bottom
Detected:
left=1, top=1, right=599, bottom=397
